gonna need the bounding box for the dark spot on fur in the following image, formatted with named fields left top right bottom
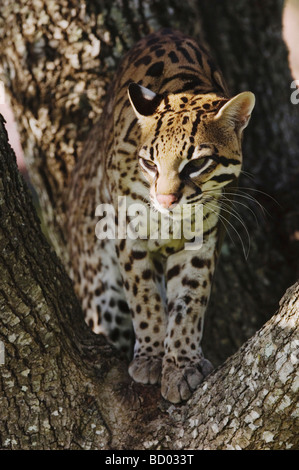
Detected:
left=167, top=265, right=180, bottom=281
left=134, top=55, right=152, bottom=67
left=191, top=257, right=206, bottom=268
left=146, top=61, right=164, bottom=77
left=142, top=269, right=152, bottom=280
left=132, top=250, right=147, bottom=260
left=182, top=277, right=199, bottom=289
left=118, top=300, right=130, bottom=313
left=175, top=312, right=182, bottom=325
left=110, top=328, right=120, bottom=341
left=168, top=51, right=179, bottom=63
left=104, top=311, right=112, bottom=322
left=153, top=258, right=164, bottom=274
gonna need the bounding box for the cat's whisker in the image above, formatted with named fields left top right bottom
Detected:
left=220, top=195, right=260, bottom=226
left=222, top=191, right=270, bottom=220
left=239, top=169, right=256, bottom=181
left=206, top=204, right=238, bottom=251
left=205, top=198, right=251, bottom=259
left=224, top=186, right=280, bottom=208
left=203, top=186, right=273, bottom=220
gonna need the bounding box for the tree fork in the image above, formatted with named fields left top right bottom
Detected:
left=0, top=0, right=298, bottom=450
left=0, top=118, right=298, bottom=449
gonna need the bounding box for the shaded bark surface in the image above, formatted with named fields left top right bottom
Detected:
left=0, top=0, right=298, bottom=449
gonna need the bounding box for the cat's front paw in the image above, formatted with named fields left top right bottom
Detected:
left=161, top=356, right=213, bottom=404
left=128, top=356, right=162, bottom=385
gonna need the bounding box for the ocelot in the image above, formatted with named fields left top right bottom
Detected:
left=67, top=28, right=255, bottom=403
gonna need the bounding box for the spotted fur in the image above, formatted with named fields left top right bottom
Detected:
left=67, top=29, right=255, bottom=403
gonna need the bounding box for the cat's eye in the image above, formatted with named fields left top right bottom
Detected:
left=181, top=158, right=212, bottom=179
left=139, top=157, right=157, bottom=173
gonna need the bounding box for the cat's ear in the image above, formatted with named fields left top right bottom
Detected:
left=128, top=83, right=163, bottom=121
left=215, top=91, right=255, bottom=135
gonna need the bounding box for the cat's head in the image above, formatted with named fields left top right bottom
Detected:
left=128, top=83, right=255, bottom=214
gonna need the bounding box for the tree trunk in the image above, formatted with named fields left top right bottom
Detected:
left=0, top=0, right=298, bottom=449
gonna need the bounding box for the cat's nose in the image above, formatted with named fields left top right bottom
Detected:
left=156, top=193, right=178, bottom=209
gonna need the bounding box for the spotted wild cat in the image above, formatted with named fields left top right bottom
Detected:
left=67, top=29, right=255, bottom=403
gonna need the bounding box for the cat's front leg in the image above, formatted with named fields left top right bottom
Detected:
left=162, top=247, right=215, bottom=403
left=117, top=239, right=167, bottom=385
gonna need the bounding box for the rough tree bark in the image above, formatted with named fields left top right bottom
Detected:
left=0, top=0, right=298, bottom=449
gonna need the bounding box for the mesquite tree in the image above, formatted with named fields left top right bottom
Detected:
left=0, top=0, right=298, bottom=449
